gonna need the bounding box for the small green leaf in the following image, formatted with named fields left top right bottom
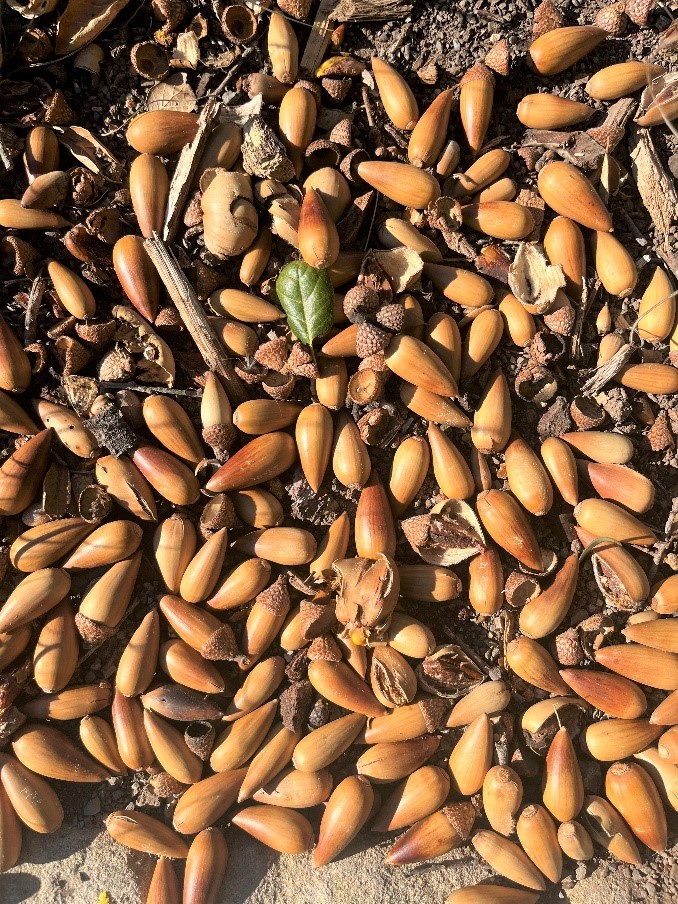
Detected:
left=275, top=261, right=334, bottom=347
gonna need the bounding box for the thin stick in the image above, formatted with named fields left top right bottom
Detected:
left=163, top=96, right=221, bottom=243
left=144, top=234, right=248, bottom=404
left=300, top=0, right=340, bottom=75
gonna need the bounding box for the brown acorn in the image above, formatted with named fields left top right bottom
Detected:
left=24, top=125, right=59, bottom=182
left=22, top=684, right=112, bottom=721
left=0, top=316, right=32, bottom=395
left=471, top=370, right=512, bottom=453
left=206, top=433, right=297, bottom=493
left=587, top=61, right=665, bottom=100
left=453, top=149, right=510, bottom=198
left=446, top=889, right=540, bottom=904
left=0, top=200, right=69, bottom=230
left=408, top=89, right=454, bottom=167
left=173, top=769, right=246, bottom=834
left=574, top=498, right=656, bottom=546
left=304, top=169, right=351, bottom=223
left=10, top=517, right=93, bottom=572
left=207, top=558, right=271, bottom=612
left=153, top=515, right=196, bottom=594
left=467, top=547, right=503, bottom=615
left=560, top=668, right=646, bottom=719
left=268, top=10, right=298, bottom=83
left=112, top=689, right=154, bottom=771
left=210, top=700, right=278, bottom=773
left=79, top=715, right=128, bottom=776
left=537, top=160, right=612, bottom=231
left=96, top=455, right=158, bottom=521
left=314, top=775, right=374, bottom=867
left=399, top=383, right=470, bottom=428
left=371, top=57, right=419, bottom=130
left=544, top=216, right=586, bottom=301
left=0, top=568, right=71, bottom=634
left=582, top=461, right=654, bottom=514
left=557, top=821, right=594, bottom=862
left=292, top=713, right=366, bottom=772
left=116, top=610, right=160, bottom=697
left=651, top=690, right=678, bottom=726
left=529, top=25, right=607, bottom=75
left=634, top=747, right=678, bottom=812
left=638, top=265, right=675, bottom=343
left=62, top=521, right=143, bottom=571
left=179, top=529, right=229, bottom=604
left=516, top=804, right=562, bottom=883
left=355, top=471, right=396, bottom=558
left=112, top=235, right=161, bottom=320
left=0, top=626, right=31, bottom=673
left=385, top=803, right=476, bottom=865
left=505, top=435, right=553, bottom=516
left=238, top=723, right=301, bottom=802
left=517, top=93, right=594, bottom=128
left=356, top=161, right=441, bottom=209
left=130, top=154, right=169, bottom=238
left=183, top=828, right=228, bottom=904
left=448, top=713, right=493, bottom=795
left=423, top=262, right=494, bottom=308
left=106, top=811, right=189, bottom=858
left=399, top=564, right=460, bottom=604
left=0, top=755, right=63, bottom=834
left=0, top=779, right=21, bottom=872
left=279, top=86, right=315, bottom=177
left=506, top=637, right=570, bottom=695
left=482, top=765, right=523, bottom=836
left=542, top=727, right=584, bottom=823
left=132, top=446, right=200, bottom=506
left=616, top=362, right=678, bottom=395
left=295, top=403, right=333, bottom=493
left=126, top=111, right=199, bottom=154
left=459, top=63, right=494, bottom=155
left=332, top=409, right=372, bottom=488
left=159, top=640, right=225, bottom=695
left=47, top=260, right=96, bottom=319
left=233, top=400, right=301, bottom=435
left=606, top=761, right=667, bottom=852
left=471, top=830, right=545, bottom=891
left=146, top=858, right=181, bottom=904
left=77, top=553, right=142, bottom=634
left=0, top=389, right=37, bottom=435
left=426, top=312, right=462, bottom=383
left=372, top=765, right=450, bottom=833
left=252, top=766, right=332, bottom=808
left=581, top=795, right=641, bottom=865
left=582, top=719, right=662, bottom=761
left=596, top=644, right=678, bottom=690
left=12, top=724, right=110, bottom=782
left=560, top=430, right=634, bottom=464
left=461, top=202, right=533, bottom=241
left=298, top=188, right=340, bottom=270
left=231, top=805, right=314, bottom=853
left=142, top=395, right=204, bottom=465
left=210, top=288, right=284, bottom=324
left=357, top=736, right=440, bottom=783
left=476, top=489, right=542, bottom=571
left=385, top=334, right=457, bottom=397
left=592, top=230, right=638, bottom=297
left=519, top=553, right=578, bottom=638
left=308, top=659, right=387, bottom=718
left=160, top=595, right=238, bottom=662
left=0, top=429, right=53, bottom=516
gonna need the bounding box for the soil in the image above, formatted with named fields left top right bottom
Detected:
left=0, top=0, right=677, bottom=901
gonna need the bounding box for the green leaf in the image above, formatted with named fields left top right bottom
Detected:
left=275, top=261, right=334, bottom=347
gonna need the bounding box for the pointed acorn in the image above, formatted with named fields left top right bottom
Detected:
left=529, top=25, right=607, bottom=75
left=116, top=610, right=160, bottom=697
left=145, top=858, right=180, bottom=904
left=482, top=765, right=523, bottom=836
left=106, top=811, right=189, bottom=858
left=295, top=403, right=333, bottom=493
left=408, top=89, right=454, bottom=167
left=173, top=769, right=246, bottom=834
left=0, top=429, right=53, bottom=516
left=605, top=761, right=667, bottom=852
left=231, top=805, right=314, bottom=854
left=298, top=188, right=339, bottom=270
left=206, top=432, right=297, bottom=492
left=356, top=161, right=440, bottom=209
left=459, top=63, right=494, bottom=155
left=385, top=803, right=476, bottom=865
left=471, top=830, right=545, bottom=890
left=314, top=775, right=373, bottom=866
left=371, top=57, right=419, bottom=130
left=516, top=804, right=562, bottom=883
left=542, top=726, right=584, bottom=823
left=130, top=154, right=169, bottom=238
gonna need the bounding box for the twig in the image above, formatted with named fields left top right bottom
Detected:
left=24, top=273, right=45, bottom=345
left=163, top=96, right=221, bottom=243
left=570, top=278, right=598, bottom=361
left=144, top=234, right=248, bottom=404
left=98, top=382, right=203, bottom=396
left=649, top=497, right=678, bottom=580
left=300, top=0, right=340, bottom=75
left=580, top=341, right=635, bottom=395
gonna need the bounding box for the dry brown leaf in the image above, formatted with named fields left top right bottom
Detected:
left=147, top=74, right=197, bottom=113
left=508, top=242, right=565, bottom=314
left=55, top=0, right=131, bottom=55
left=54, top=126, right=124, bottom=182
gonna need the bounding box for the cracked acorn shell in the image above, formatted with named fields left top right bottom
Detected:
left=126, top=111, right=199, bottom=154
left=314, top=775, right=374, bottom=867
left=232, top=805, right=314, bottom=854
left=537, top=160, right=612, bottom=231
left=605, top=761, right=667, bottom=852
left=95, top=455, right=158, bottom=522
left=517, top=93, right=594, bottom=129
left=0, top=755, right=63, bottom=834
left=371, top=57, right=419, bottom=130
left=471, top=830, right=546, bottom=891
left=529, top=25, right=607, bottom=75
left=581, top=795, right=641, bottom=865
left=574, top=498, right=656, bottom=546
left=482, top=765, right=523, bottom=836
left=356, top=161, right=440, bottom=209
left=372, top=765, right=451, bottom=833
left=106, top=810, right=189, bottom=858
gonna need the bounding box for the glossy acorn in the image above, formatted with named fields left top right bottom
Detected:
left=516, top=804, right=562, bottom=884
left=63, top=520, right=143, bottom=571
left=0, top=429, right=53, bottom=516
left=542, top=727, right=584, bottom=823
left=423, top=262, right=494, bottom=307
left=96, top=454, right=158, bottom=521
left=408, top=89, right=454, bottom=167
left=160, top=595, right=238, bottom=662
left=79, top=715, right=128, bottom=776
left=581, top=795, right=641, bottom=865
left=232, top=805, right=314, bottom=854
left=145, top=858, right=180, bottom=904
left=207, top=432, right=297, bottom=493
left=106, top=810, right=189, bottom=858
left=517, top=93, right=594, bottom=128
left=459, top=63, right=494, bottom=155
left=538, top=160, right=612, bottom=231
left=385, top=803, right=476, bottom=865
left=10, top=517, right=94, bottom=571
left=637, top=266, right=675, bottom=343
left=314, top=775, right=374, bottom=867
left=506, top=637, right=570, bottom=695
left=560, top=668, right=646, bottom=719
left=173, top=769, right=247, bottom=834
left=126, top=111, right=199, bottom=154
left=482, top=765, right=523, bottom=836
left=0, top=755, right=63, bottom=834
left=605, top=761, right=667, bottom=852
left=471, top=830, right=545, bottom=891
left=529, top=25, right=607, bottom=75
left=586, top=61, right=665, bottom=100
left=505, top=434, right=553, bottom=516
left=445, top=680, right=508, bottom=728
left=12, top=724, right=110, bottom=783
left=183, top=828, right=228, bottom=904
left=371, top=56, right=419, bottom=130
left=471, top=370, right=512, bottom=453
left=372, top=765, right=450, bottom=833
left=448, top=713, right=493, bottom=795
left=356, top=161, right=441, bottom=209
left=116, top=610, right=160, bottom=697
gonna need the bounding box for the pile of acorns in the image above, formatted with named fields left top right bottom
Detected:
left=0, top=1, right=677, bottom=903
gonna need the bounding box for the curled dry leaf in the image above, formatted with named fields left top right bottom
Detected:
left=333, top=554, right=400, bottom=640
left=147, top=74, right=198, bottom=113
left=55, top=0, right=132, bottom=55
left=508, top=242, right=566, bottom=314
left=416, top=644, right=484, bottom=698
left=401, top=499, right=486, bottom=566
left=112, top=305, right=175, bottom=386
left=54, top=127, right=124, bottom=182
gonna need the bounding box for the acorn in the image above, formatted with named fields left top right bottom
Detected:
left=146, top=858, right=181, bottom=904
left=471, top=830, right=546, bottom=891
left=616, top=362, right=678, bottom=395
left=0, top=626, right=31, bottom=673
left=606, top=762, right=667, bottom=852
left=79, top=715, right=128, bottom=776
left=159, top=594, right=238, bottom=662
left=560, top=668, right=646, bottom=719
left=298, top=188, right=340, bottom=269
left=427, top=424, right=473, bottom=500
left=506, top=637, right=570, bottom=695
left=309, top=775, right=372, bottom=866
left=519, top=553, right=578, bottom=638
left=210, top=701, right=278, bottom=772
left=459, top=63, right=494, bottom=155
left=295, top=403, right=333, bottom=493
left=355, top=472, right=396, bottom=558
left=63, top=520, right=143, bottom=571
left=142, top=395, right=204, bottom=465
left=426, top=312, right=462, bottom=383
left=634, top=747, right=678, bottom=812
left=447, top=680, right=511, bottom=730
left=232, top=805, right=314, bottom=854
left=24, top=125, right=60, bottom=182
left=482, top=765, right=523, bottom=836
left=582, top=719, right=662, bottom=761
left=460, top=309, right=504, bottom=380
left=408, top=89, right=454, bottom=167
left=461, top=201, right=534, bottom=240
left=96, top=454, right=158, bottom=521
left=0, top=390, right=37, bottom=435
left=12, top=724, right=110, bottom=783
left=592, top=230, right=637, bottom=297
left=385, top=803, right=476, bottom=865
left=596, top=644, right=678, bottom=690
left=452, top=149, right=510, bottom=198
left=130, top=154, right=169, bottom=238
left=179, top=529, right=229, bottom=604
left=529, top=25, right=607, bottom=75
left=651, top=690, right=678, bottom=726
left=581, top=795, right=641, bottom=865
left=0, top=568, right=71, bottom=634
left=399, top=382, right=470, bottom=428
left=320, top=324, right=358, bottom=357
left=574, top=498, right=656, bottom=546
left=153, top=515, right=196, bottom=594
left=316, top=355, right=349, bottom=409
left=423, top=262, right=493, bottom=308
left=587, top=61, right=665, bottom=100
left=371, top=56, right=419, bottom=130
left=474, top=177, right=517, bottom=203
left=357, top=736, right=440, bottom=783
left=446, top=889, right=539, bottom=904
left=582, top=461, right=654, bottom=514
left=386, top=436, right=430, bottom=517
left=47, top=260, right=96, bottom=319
left=557, top=821, right=594, bottom=861
left=637, top=265, right=675, bottom=343
left=132, top=446, right=200, bottom=506
left=21, top=171, right=66, bottom=210
left=636, top=88, right=678, bottom=128
left=467, top=547, right=503, bottom=615
left=356, top=161, right=441, bottom=209
left=544, top=216, right=586, bottom=301
left=399, top=564, right=461, bottom=603
left=238, top=723, right=301, bottom=802
left=537, top=160, right=612, bottom=231
left=0, top=429, right=53, bottom=516
left=144, top=711, right=203, bottom=784
left=304, top=168, right=351, bottom=222
left=183, top=828, right=228, bottom=904
left=173, top=769, right=246, bottom=834
left=652, top=575, right=678, bottom=614
left=0, top=316, right=32, bottom=395
left=253, top=766, right=332, bottom=808
left=372, top=765, right=450, bottom=833
left=505, top=435, right=553, bottom=517
left=0, top=200, right=69, bottom=229
left=471, top=370, right=512, bottom=453
left=116, top=610, right=159, bottom=697
left=159, top=640, right=225, bottom=695
left=10, top=517, right=93, bottom=572
left=268, top=10, right=298, bottom=83
left=560, top=430, right=633, bottom=464
left=206, top=433, right=297, bottom=492
left=208, top=558, right=272, bottom=612
left=210, top=288, right=284, bottom=323
left=476, top=489, right=542, bottom=571
left=362, top=700, right=441, bottom=744
left=22, top=684, right=112, bottom=721
left=233, top=400, right=302, bottom=435
left=279, top=86, right=316, bottom=177
left=225, top=657, right=285, bottom=721
left=659, top=726, right=678, bottom=761
left=126, top=111, right=199, bottom=154
left=448, top=713, right=493, bottom=795
left=308, top=659, right=387, bottom=717
left=240, top=578, right=291, bottom=667
left=233, top=527, right=316, bottom=565
left=516, top=804, right=562, bottom=883
left=240, top=229, right=273, bottom=286
left=517, top=93, right=594, bottom=128
left=106, top=811, right=189, bottom=858
left=0, top=755, right=63, bottom=834
left=542, top=726, right=584, bottom=823
left=77, top=553, right=142, bottom=634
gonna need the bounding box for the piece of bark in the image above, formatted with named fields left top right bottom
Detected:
left=144, top=234, right=247, bottom=404
left=522, top=130, right=606, bottom=171
left=163, top=96, right=221, bottom=243
left=587, top=98, right=636, bottom=152
left=628, top=126, right=678, bottom=248
left=336, top=0, right=414, bottom=19
left=300, top=0, right=340, bottom=75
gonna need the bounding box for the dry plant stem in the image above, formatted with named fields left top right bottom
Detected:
left=144, top=235, right=247, bottom=404
left=163, top=97, right=221, bottom=244
left=99, top=382, right=203, bottom=397
left=580, top=342, right=635, bottom=395
left=336, top=0, right=414, bottom=20
left=300, top=0, right=341, bottom=74
left=570, top=279, right=597, bottom=361
left=24, top=273, right=46, bottom=344
left=629, top=127, right=678, bottom=249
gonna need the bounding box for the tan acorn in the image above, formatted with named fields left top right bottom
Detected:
left=320, top=324, right=358, bottom=357
left=583, top=719, right=662, bottom=761
left=461, top=202, right=534, bottom=241
left=506, top=637, right=570, bottom=695
left=207, top=433, right=297, bottom=493
left=592, top=230, right=638, bottom=297
left=279, top=86, right=315, bottom=177
left=183, top=828, right=228, bottom=904
left=651, top=690, right=678, bottom=726
left=179, top=529, right=229, bottom=604
left=292, top=714, right=366, bottom=774
left=537, top=160, right=612, bottom=231
left=581, top=795, right=641, bottom=865
left=116, top=610, right=160, bottom=697
left=144, top=711, right=203, bottom=784
left=354, top=471, right=395, bottom=559
left=581, top=461, right=654, bottom=514
left=560, top=430, right=633, bottom=464
left=542, top=726, right=584, bottom=822
left=77, top=553, right=142, bottom=634
left=637, top=266, right=676, bottom=343
left=557, top=821, right=594, bottom=861
left=12, top=724, right=110, bottom=782
left=22, top=684, right=112, bottom=721
left=616, top=362, right=678, bottom=395
left=295, top=403, right=333, bottom=493
left=0, top=626, right=31, bottom=672
left=96, top=454, right=158, bottom=521
left=659, top=726, right=678, bottom=761
left=356, top=161, right=440, bottom=209
left=173, top=769, right=246, bottom=834
left=529, top=25, right=607, bottom=75
left=476, top=489, right=542, bottom=571
left=106, top=810, right=189, bottom=858
left=474, top=177, right=517, bottom=203
left=79, top=715, right=128, bottom=776
left=159, top=640, right=225, bottom=694
left=606, top=761, right=667, bottom=852
left=132, top=446, right=200, bottom=506
left=153, top=514, right=196, bottom=594
left=113, top=235, right=160, bottom=322
left=372, top=765, right=450, bottom=833
left=142, top=394, right=204, bottom=465
left=448, top=713, right=493, bottom=795
left=126, top=111, right=199, bottom=154
left=146, top=858, right=181, bottom=904
left=207, top=558, right=272, bottom=612
left=452, top=149, right=510, bottom=198
left=160, top=595, right=237, bottom=662
left=388, top=436, right=430, bottom=516
left=427, top=424, right=473, bottom=500
left=0, top=429, right=53, bottom=515
left=231, top=805, right=314, bottom=854
left=24, top=126, right=59, bottom=182
left=308, top=659, right=387, bottom=718
left=252, top=766, right=332, bottom=808
left=399, top=383, right=470, bottom=428
left=471, top=370, right=512, bottom=453
left=62, top=520, right=143, bottom=570
left=505, top=435, right=553, bottom=516
left=233, top=400, right=301, bottom=435
left=315, top=354, right=348, bottom=409
left=47, top=260, right=96, bottom=319
left=385, top=803, right=476, bottom=865
left=0, top=568, right=71, bottom=634
left=210, top=700, right=278, bottom=772
left=560, top=668, right=646, bottom=719
left=130, top=154, right=169, bottom=238
left=521, top=698, right=588, bottom=736
left=467, top=547, right=503, bottom=615
left=385, top=335, right=457, bottom=397
left=596, top=644, right=678, bottom=690
left=310, top=512, right=351, bottom=581
left=652, top=575, right=678, bottom=614
left=471, top=830, right=546, bottom=891
left=634, top=747, right=678, bottom=811
left=233, top=527, right=316, bottom=565
left=399, top=564, right=461, bottom=603
left=516, top=804, right=562, bottom=883
left=0, top=782, right=23, bottom=870
left=446, top=889, right=540, bottom=904
left=574, top=498, right=656, bottom=546
left=544, top=216, right=586, bottom=301
left=371, top=57, right=419, bottom=130
left=519, top=553, right=578, bottom=638
left=362, top=699, right=442, bottom=744
left=357, top=736, right=440, bottom=784
left=225, top=657, right=285, bottom=721
left=237, top=723, right=301, bottom=802
left=0, top=200, right=69, bottom=229
left=386, top=613, right=436, bottom=659
left=298, top=188, right=339, bottom=270
left=460, top=309, right=504, bottom=381
left=587, top=61, right=665, bottom=100
left=423, top=262, right=494, bottom=308
left=112, top=689, right=154, bottom=771
left=0, top=316, right=32, bottom=395
left=268, top=10, right=298, bottom=83
left=482, top=765, right=523, bottom=836
left=517, top=93, right=594, bottom=128
left=10, top=517, right=94, bottom=572
left=313, top=775, right=373, bottom=867
left=459, top=63, right=494, bottom=155
left=240, top=579, right=290, bottom=668
left=209, top=288, right=284, bottom=323
left=0, top=755, right=63, bottom=834
left=408, top=89, right=454, bottom=167
left=35, top=399, right=98, bottom=459
left=231, top=490, right=283, bottom=530
left=426, top=312, right=462, bottom=384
